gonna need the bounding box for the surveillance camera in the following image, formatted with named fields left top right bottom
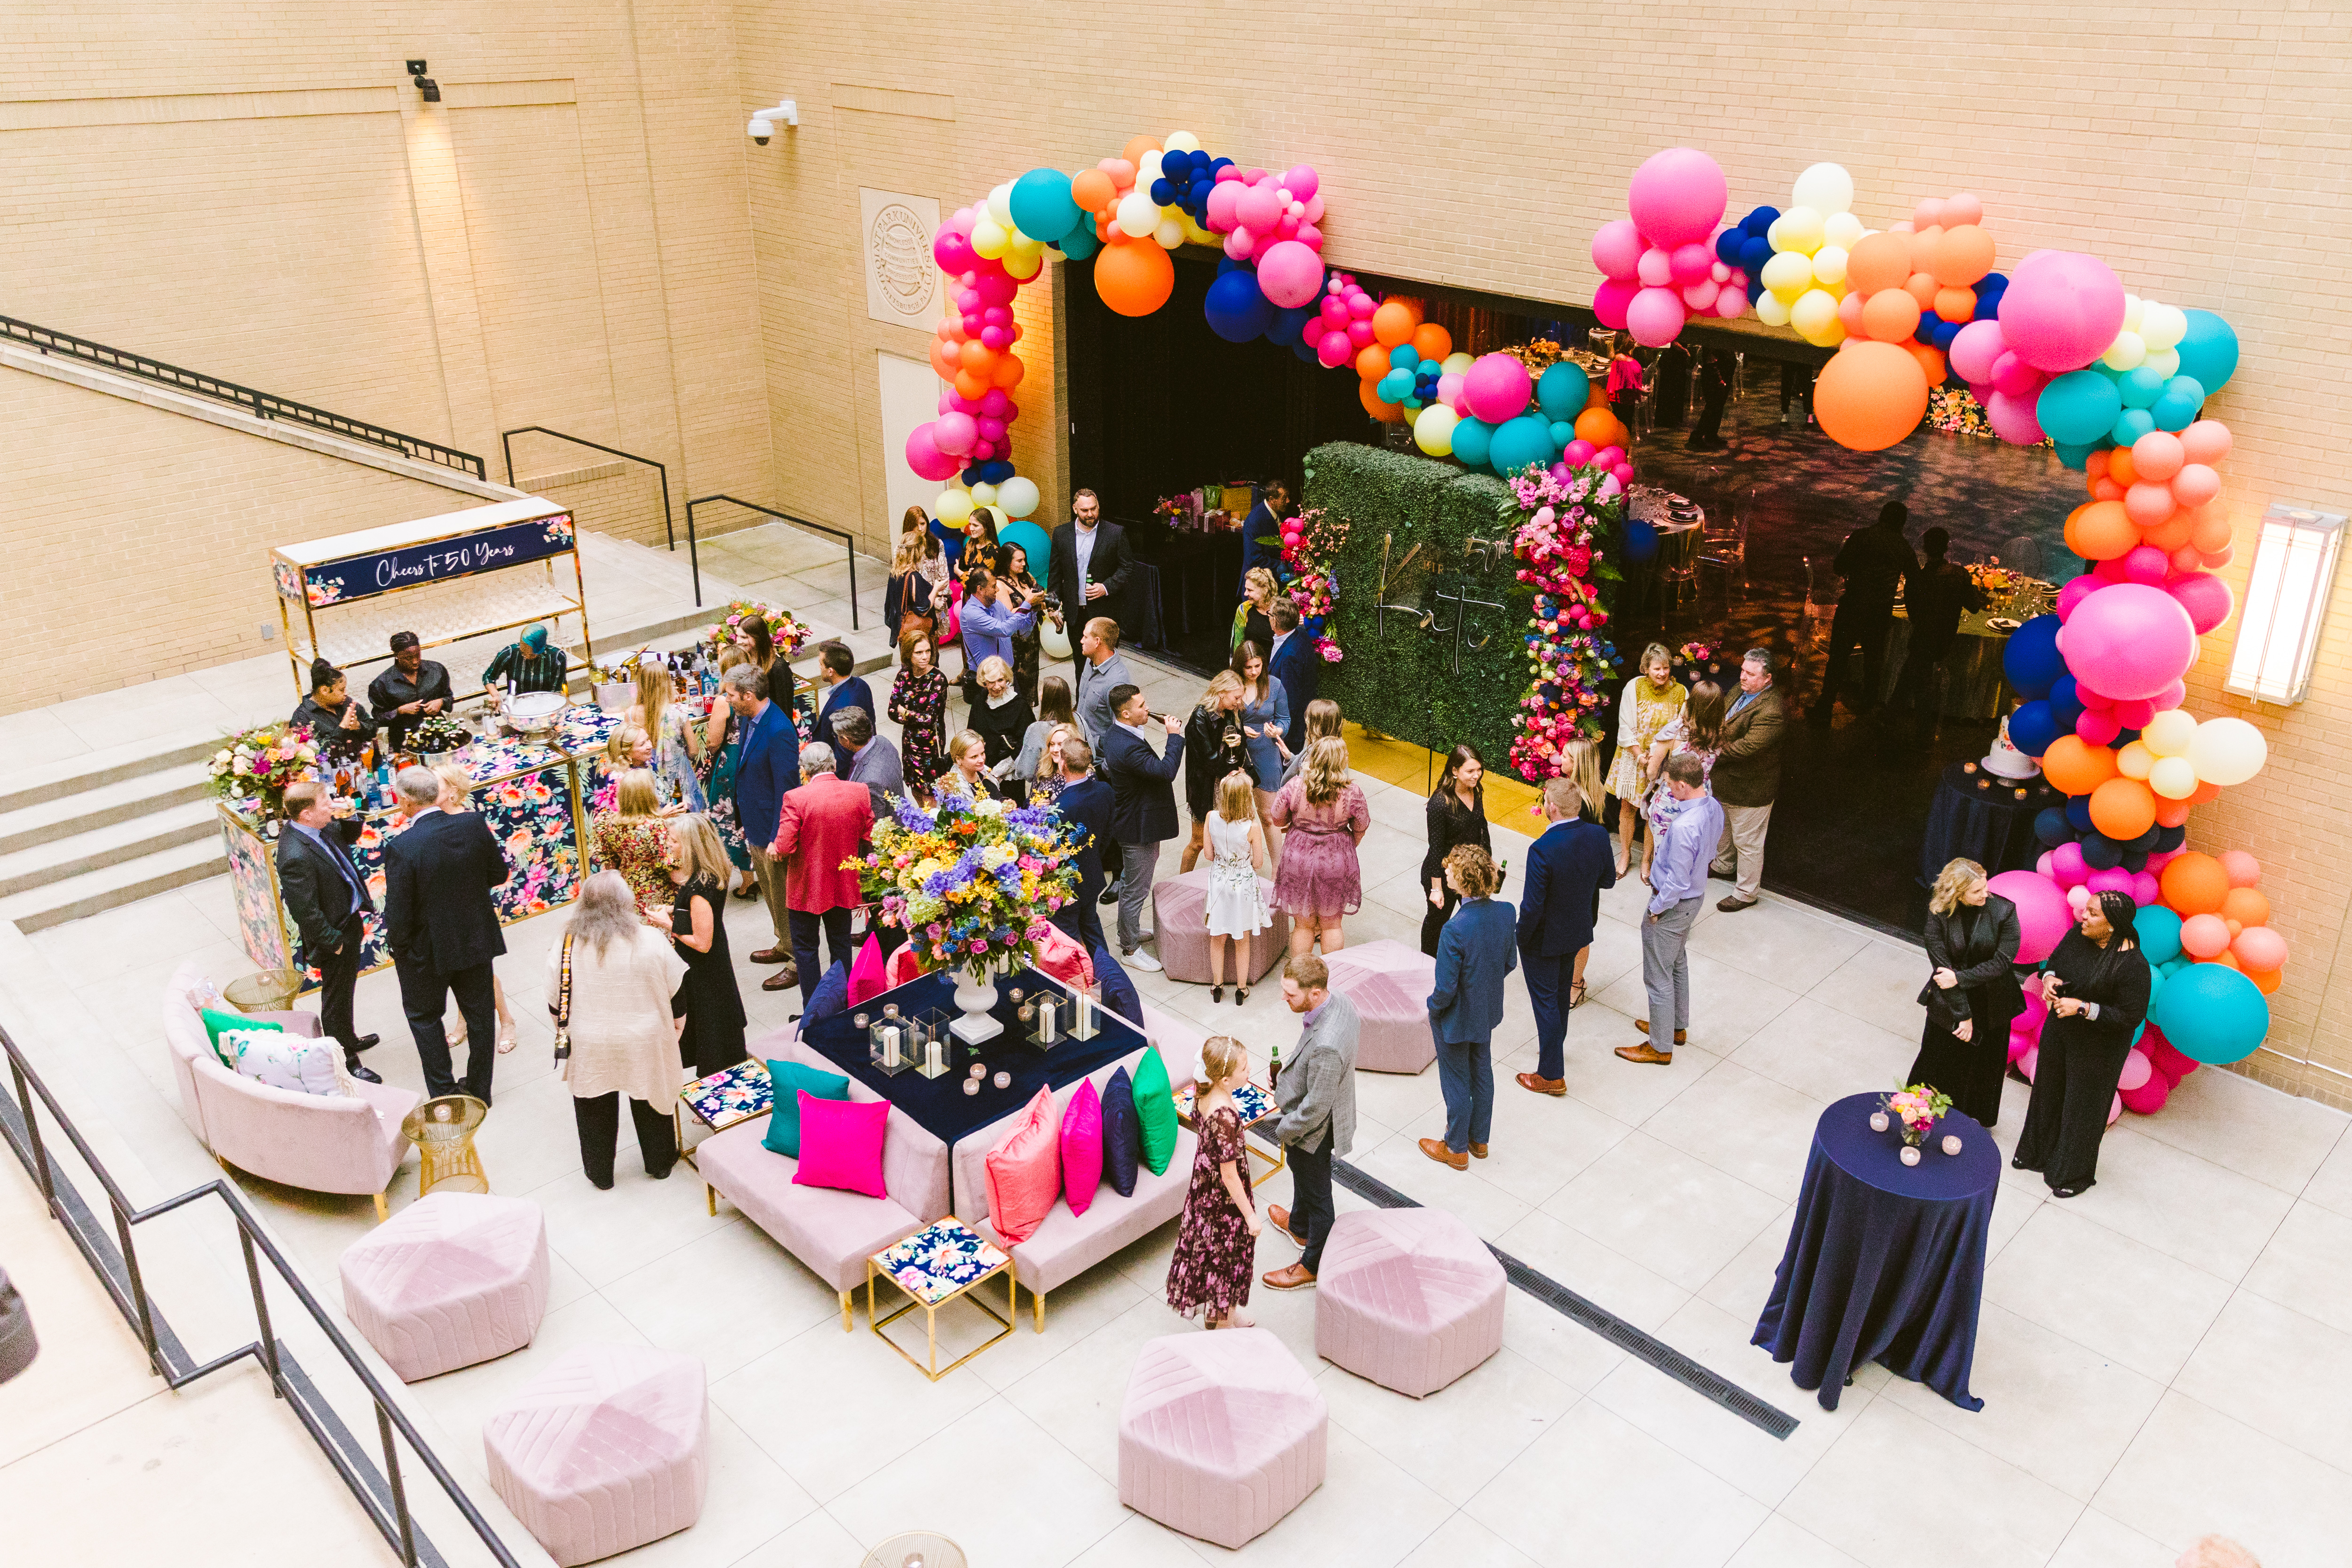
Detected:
left=747, top=100, right=797, bottom=145
left=748, top=117, right=772, bottom=145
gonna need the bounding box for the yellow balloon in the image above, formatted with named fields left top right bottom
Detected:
left=2140, top=708, right=2198, bottom=757
left=1789, top=289, right=1843, bottom=346
left=1153, top=215, right=1184, bottom=248
left=1810, top=245, right=1850, bottom=287
left=1769, top=205, right=1826, bottom=257
left=2116, top=740, right=2155, bottom=780
left=1441, top=352, right=1476, bottom=376
left=1001, top=247, right=1042, bottom=280
left=1822, top=211, right=1865, bottom=250
left=1413, top=404, right=1458, bottom=457
left=2148, top=755, right=2198, bottom=799
left=1753, top=292, right=1793, bottom=327
left=969, top=482, right=998, bottom=507
left=970, top=218, right=1009, bottom=259
left=1162, top=129, right=1202, bottom=154
left=985, top=183, right=1015, bottom=226
left=935, top=488, right=974, bottom=525
left=1761, top=251, right=1813, bottom=303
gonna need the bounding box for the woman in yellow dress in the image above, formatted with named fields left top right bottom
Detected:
left=1605, top=643, right=1685, bottom=877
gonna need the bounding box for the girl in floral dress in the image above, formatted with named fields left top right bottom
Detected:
left=1166, top=1035, right=1265, bottom=1328
left=1642, top=681, right=1727, bottom=882
left=889, top=630, right=950, bottom=782
left=1607, top=644, right=1685, bottom=876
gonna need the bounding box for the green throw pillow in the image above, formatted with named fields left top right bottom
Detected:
left=1131, top=1046, right=1178, bottom=1177
left=762, top=1060, right=851, bottom=1159
left=199, top=1007, right=280, bottom=1069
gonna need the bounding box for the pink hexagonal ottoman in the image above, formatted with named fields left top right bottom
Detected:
left=1152, top=868, right=1291, bottom=985
left=1118, top=1327, right=1326, bottom=1548
left=1323, top=939, right=1438, bottom=1073
left=1315, top=1208, right=1505, bottom=1397
left=484, top=1343, right=709, bottom=1566
left=339, top=1191, right=548, bottom=1383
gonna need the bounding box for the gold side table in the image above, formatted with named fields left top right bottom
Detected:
left=866, top=1219, right=1014, bottom=1381
left=1174, top=1081, right=1287, bottom=1189
left=224, top=968, right=306, bottom=1013
left=401, top=1095, right=489, bottom=1197
left=860, top=1532, right=967, bottom=1568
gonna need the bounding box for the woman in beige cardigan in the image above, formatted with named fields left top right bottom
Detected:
left=550, top=870, right=688, bottom=1188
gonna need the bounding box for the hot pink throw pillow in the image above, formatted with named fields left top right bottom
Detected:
left=791, top=1092, right=890, bottom=1198
left=847, top=934, right=889, bottom=1006
left=984, top=1086, right=1063, bottom=1245
left=1060, top=1078, right=1104, bottom=1218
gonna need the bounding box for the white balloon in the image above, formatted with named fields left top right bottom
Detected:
left=986, top=183, right=1015, bottom=225
left=1791, top=162, right=1855, bottom=217
left=1162, top=129, right=1202, bottom=154
left=1810, top=245, right=1851, bottom=286
left=1138, top=151, right=1164, bottom=187
left=2100, top=332, right=2147, bottom=372
left=2121, top=293, right=2145, bottom=332
left=1153, top=215, right=1184, bottom=248
left=2143, top=348, right=2181, bottom=379
left=996, top=476, right=1041, bottom=518
left=2141, top=302, right=2188, bottom=352
left=969, top=482, right=999, bottom=507
left=1115, top=190, right=1160, bottom=238
left=1822, top=211, right=1865, bottom=250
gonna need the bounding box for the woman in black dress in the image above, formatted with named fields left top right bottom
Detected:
left=965, top=656, right=1034, bottom=776
left=1908, top=859, right=2023, bottom=1127
left=1421, top=744, right=1492, bottom=955
left=2013, top=891, right=2150, bottom=1197
left=889, top=630, right=951, bottom=782
left=1181, top=670, right=1252, bottom=873
left=993, top=541, right=1045, bottom=700
left=661, top=814, right=747, bottom=1079
left=291, top=659, right=379, bottom=765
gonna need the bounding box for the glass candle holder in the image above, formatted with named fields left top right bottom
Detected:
left=992, top=1070, right=1011, bottom=1090
left=1941, top=1133, right=1963, bottom=1157
left=1868, top=1111, right=1890, bottom=1133
left=1899, top=1145, right=1922, bottom=1167
left=961, top=1078, right=979, bottom=1097
left=853, top=1011, right=870, bottom=1030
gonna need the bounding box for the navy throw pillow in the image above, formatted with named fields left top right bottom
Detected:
left=803, top=961, right=850, bottom=1026
left=1089, top=945, right=1143, bottom=1030
left=1100, top=1064, right=1141, bottom=1197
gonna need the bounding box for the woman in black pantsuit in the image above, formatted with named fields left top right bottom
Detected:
left=1420, top=745, right=1491, bottom=955
left=2013, top=891, right=2150, bottom=1198
left=1908, top=858, right=2023, bottom=1128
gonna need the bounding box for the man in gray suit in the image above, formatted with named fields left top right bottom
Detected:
left=833, top=706, right=902, bottom=817
left=1263, top=952, right=1359, bottom=1290
left=1073, top=616, right=1136, bottom=752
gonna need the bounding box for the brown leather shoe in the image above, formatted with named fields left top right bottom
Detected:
left=1267, top=1206, right=1305, bottom=1247
left=761, top=967, right=799, bottom=992
left=1516, top=1072, right=1567, bottom=1097
left=1419, top=1137, right=1468, bottom=1171
left=1470, top=1143, right=1489, bottom=1159
left=748, top=946, right=793, bottom=965
left=1636, top=1020, right=1688, bottom=1045
left=1615, top=1042, right=1675, bottom=1065
left=1717, top=896, right=1757, bottom=912
left=1262, top=1263, right=1316, bottom=1290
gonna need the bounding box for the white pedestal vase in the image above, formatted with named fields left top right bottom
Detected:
left=949, top=959, right=1004, bottom=1046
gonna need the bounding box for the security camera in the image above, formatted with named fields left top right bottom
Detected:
left=747, top=100, right=798, bottom=145
left=747, top=117, right=772, bottom=146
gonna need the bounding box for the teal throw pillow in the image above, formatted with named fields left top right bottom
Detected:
left=763, top=1060, right=851, bottom=1158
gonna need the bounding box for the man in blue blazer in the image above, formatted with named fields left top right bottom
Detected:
left=1514, top=777, right=1617, bottom=1097
left=722, top=663, right=802, bottom=988
left=809, top=643, right=873, bottom=757
left=1100, top=683, right=1185, bottom=971
left=1048, top=735, right=1111, bottom=953
left=1265, top=600, right=1320, bottom=753
left=1420, top=845, right=1517, bottom=1169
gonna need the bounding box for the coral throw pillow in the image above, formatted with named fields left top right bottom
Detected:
left=984, top=1087, right=1063, bottom=1245
left=1060, top=1079, right=1104, bottom=1218
left=791, top=1093, right=890, bottom=1198
left=1100, top=1066, right=1141, bottom=1197
left=1029, top=921, right=1096, bottom=992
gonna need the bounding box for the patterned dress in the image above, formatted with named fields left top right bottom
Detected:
left=591, top=811, right=675, bottom=917
left=701, top=710, right=752, bottom=870
left=890, top=665, right=950, bottom=782
left=1266, top=779, right=1371, bottom=919
left=1607, top=677, right=1687, bottom=805
left=1165, top=1105, right=1252, bottom=1321
left=1642, top=715, right=1720, bottom=840
left=654, top=702, right=707, bottom=813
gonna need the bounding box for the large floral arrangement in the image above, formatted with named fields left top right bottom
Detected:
left=702, top=599, right=811, bottom=661
left=1504, top=464, right=1623, bottom=781
left=207, top=722, right=319, bottom=819
left=857, top=787, right=1081, bottom=974
left=1276, top=505, right=1348, bottom=663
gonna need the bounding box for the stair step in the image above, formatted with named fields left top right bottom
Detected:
left=0, top=733, right=227, bottom=820
left=0, top=799, right=222, bottom=902
left=0, top=835, right=227, bottom=933
left=0, top=761, right=213, bottom=858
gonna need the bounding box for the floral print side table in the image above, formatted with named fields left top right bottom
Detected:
left=866, top=1218, right=1015, bottom=1380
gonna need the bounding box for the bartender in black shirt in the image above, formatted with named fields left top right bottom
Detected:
left=367, top=631, right=453, bottom=752
left=291, top=659, right=378, bottom=762
left=1812, top=501, right=1919, bottom=726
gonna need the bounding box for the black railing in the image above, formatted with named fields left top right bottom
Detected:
left=0, top=1026, right=520, bottom=1568
left=685, top=495, right=862, bottom=627
left=0, top=314, right=485, bottom=479
left=500, top=427, right=675, bottom=549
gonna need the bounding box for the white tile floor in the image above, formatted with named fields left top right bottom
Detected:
left=4, top=643, right=2346, bottom=1568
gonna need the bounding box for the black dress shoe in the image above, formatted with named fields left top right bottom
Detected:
left=346, top=1061, right=383, bottom=1084
left=352, top=1034, right=380, bottom=1052
left=1098, top=887, right=1119, bottom=906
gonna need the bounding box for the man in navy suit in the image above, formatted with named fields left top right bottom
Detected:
left=275, top=779, right=381, bottom=1082
left=809, top=643, right=873, bottom=757
left=383, top=766, right=512, bottom=1104
left=1100, top=683, right=1185, bottom=971
left=1048, top=735, right=1111, bottom=954
left=1265, top=599, right=1320, bottom=754
left=723, top=663, right=802, bottom=992
left=1513, top=777, right=1617, bottom=1097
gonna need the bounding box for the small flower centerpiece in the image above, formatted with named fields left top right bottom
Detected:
left=206, top=723, right=319, bottom=821
left=701, top=599, right=811, bottom=662
left=1878, top=1079, right=1955, bottom=1164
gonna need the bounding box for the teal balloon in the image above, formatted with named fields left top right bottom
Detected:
left=2038, top=370, right=2124, bottom=445
left=2135, top=904, right=2183, bottom=965
left=1488, top=414, right=1557, bottom=477
left=2054, top=441, right=2097, bottom=470
left=1417, top=358, right=1440, bottom=378
left=2118, top=364, right=2166, bottom=409
left=1377, top=368, right=1414, bottom=401
left=2176, top=308, right=2239, bottom=393
left=2110, top=408, right=2155, bottom=447
left=2153, top=375, right=2207, bottom=432
left=1450, top=416, right=1495, bottom=469
left=1549, top=421, right=1575, bottom=448
left=1389, top=343, right=1419, bottom=370
left=1008, top=168, right=1081, bottom=244
left=2153, top=962, right=2269, bottom=1065
left=1058, top=226, right=1099, bottom=261
left=1536, top=362, right=1592, bottom=421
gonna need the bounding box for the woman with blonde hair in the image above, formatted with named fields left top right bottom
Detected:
left=431, top=763, right=520, bottom=1055
left=1202, top=772, right=1271, bottom=1004
left=1232, top=567, right=1278, bottom=655
left=1562, top=734, right=1610, bottom=1006
left=1007, top=675, right=1076, bottom=790
left=1909, top=858, right=2023, bottom=1128
left=1181, top=669, right=1251, bottom=873
left=966, top=654, right=1033, bottom=774
left=628, top=661, right=706, bottom=813
left=1266, top=734, right=1369, bottom=957
left=1279, top=697, right=1342, bottom=786
left=660, top=813, right=747, bottom=1078
left=1165, top=1033, right=1264, bottom=1327
left=1026, top=723, right=1076, bottom=808
left=549, top=871, right=685, bottom=1189
left=591, top=768, right=675, bottom=916
left=699, top=647, right=760, bottom=898
left=1608, top=644, right=1685, bottom=876
left=936, top=729, right=997, bottom=800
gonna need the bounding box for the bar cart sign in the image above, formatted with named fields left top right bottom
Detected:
left=275, top=510, right=576, bottom=608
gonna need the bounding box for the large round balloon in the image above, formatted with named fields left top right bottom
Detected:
left=2153, top=963, right=2269, bottom=1064
left=1460, top=354, right=1534, bottom=424
left=1536, top=361, right=1592, bottom=421
left=1487, top=415, right=1555, bottom=477
left=2002, top=614, right=2065, bottom=698
left=1203, top=267, right=1274, bottom=342
left=2186, top=716, right=2267, bottom=787
left=1815, top=341, right=1929, bottom=452
left=2058, top=583, right=2198, bottom=700
left=1254, top=240, right=1325, bottom=309
left=2174, top=309, right=2240, bottom=394
left=1008, top=168, right=1082, bottom=244
left=1626, top=148, right=1729, bottom=249
left=1988, top=869, right=2074, bottom=963
left=2037, top=370, right=2124, bottom=445
left=2135, top=904, right=2184, bottom=964
left=904, top=423, right=961, bottom=483
left=1094, top=237, right=1174, bottom=317
left=1998, top=251, right=2128, bottom=372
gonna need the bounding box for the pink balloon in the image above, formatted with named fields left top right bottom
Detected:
left=2153, top=680, right=2185, bottom=710
left=1944, top=193, right=1985, bottom=226
left=2118, top=1049, right=2153, bottom=1093
left=975, top=416, right=1005, bottom=443
left=2074, top=680, right=2116, bottom=710
left=2179, top=419, right=2233, bottom=465
left=2049, top=842, right=2089, bottom=888
left=2035, top=850, right=2056, bottom=877
left=1347, top=318, right=1376, bottom=348
left=1282, top=165, right=1319, bottom=202
left=2113, top=697, right=2155, bottom=729
left=1436, top=372, right=1466, bottom=410
left=2180, top=913, right=2232, bottom=958
left=974, top=271, right=1017, bottom=308
left=2122, top=545, right=2171, bottom=585
left=1990, top=350, right=2047, bottom=400
left=904, top=424, right=961, bottom=483
left=2145, top=1034, right=2198, bottom=1084
left=969, top=439, right=995, bottom=461
left=2107, top=1093, right=2123, bottom=1127
left=1989, top=869, right=2074, bottom=963
left=2220, top=849, right=2261, bottom=887
left=1203, top=183, right=1241, bottom=231
left=2170, top=463, right=2221, bottom=507
left=979, top=325, right=1010, bottom=351
left=2125, top=482, right=2178, bottom=528
left=1348, top=290, right=1377, bottom=319
left=1235, top=181, right=1284, bottom=235
left=1998, top=250, right=2129, bottom=372
left=1948, top=319, right=2008, bottom=384
left=2233, top=926, right=2288, bottom=971
left=2132, top=430, right=2186, bottom=482
left=1713, top=289, right=1748, bottom=319
left=2075, top=708, right=2122, bottom=746
left=2066, top=883, right=2093, bottom=914
left=933, top=228, right=975, bottom=273
left=1625, top=287, right=1688, bottom=347
left=932, top=411, right=978, bottom=456
left=2130, top=871, right=2159, bottom=905
left=1562, top=438, right=1596, bottom=465
left=2120, top=1075, right=2170, bottom=1114
left=1316, top=329, right=1352, bottom=368
left=2060, top=581, right=2200, bottom=700
left=1593, top=277, right=1638, bottom=330
left=2091, top=557, right=2130, bottom=585
left=2085, top=867, right=2134, bottom=897
left=1626, top=147, right=1729, bottom=249
left=1683, top=278, right=1721, bottom=310
left=1613, top=462, right=1636, bottom=485
left=1636, top=247, right=1674, bottom=287
left=2169, top=572, right=2234, bottom=635
left=2018, top=1046, right=2040, bottom=1082
left=1256, top=239, right=1326, bottom=308
left=979, top=389, right=1009, bottom=417
left=1591, top=218, right=1645, bottom=280
left=1461, top=353, right=1534, bottom=423
left=1669, top=242, right=1714, bottom=286
left=1593, top=446, right=1626, bottom=469
left=1985, top=390, right=2046, bottom=445
left=2145, top=848, right=2183, bottom=876
left=2056, top=575, right=2099, bottom=621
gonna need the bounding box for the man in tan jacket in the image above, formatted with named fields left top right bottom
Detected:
left=1708, top=648, right=1785, bottom=911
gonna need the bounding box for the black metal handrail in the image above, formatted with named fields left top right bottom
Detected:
left=685, top=495, right=862, bottom=628
left=0, top=313, right=485, bottom=479
left=500, top=427, right=675, bottom=550
left=0, top=1025, right=520, bottom=1568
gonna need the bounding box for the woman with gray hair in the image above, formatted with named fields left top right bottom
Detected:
left=548, top=870, right=687, bottom=1188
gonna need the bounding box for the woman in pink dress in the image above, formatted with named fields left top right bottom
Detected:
left=1265, top=735, right=1370, bottom=959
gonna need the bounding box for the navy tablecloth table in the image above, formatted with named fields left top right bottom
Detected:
left=1918, top=761, right=2062, bottom=888
left=1752, top=1092, right=1999, bottom=1411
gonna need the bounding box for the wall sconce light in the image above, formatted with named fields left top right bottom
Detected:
left=2225, top=502, right=2345, bottom=705
left=406, top=59, right=441, bottom=103
left=747, top=100, right=798, bottom=145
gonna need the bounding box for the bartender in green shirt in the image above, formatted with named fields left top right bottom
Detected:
left=482, top=623, right=570, bottom=708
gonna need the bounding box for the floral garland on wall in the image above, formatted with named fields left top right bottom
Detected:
left=1503, top=464, right=1624, bottom=782
left=1276, top=505, right=1349, bottom=662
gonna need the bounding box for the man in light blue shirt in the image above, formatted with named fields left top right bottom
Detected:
left=1619, top=751, right=1723, bottom=1066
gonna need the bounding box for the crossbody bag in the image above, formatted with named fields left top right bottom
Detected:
left=549, top=934, right=574, bottom=1066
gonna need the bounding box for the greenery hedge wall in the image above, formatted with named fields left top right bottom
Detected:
left=1306, top=441, right=1531, bottom=776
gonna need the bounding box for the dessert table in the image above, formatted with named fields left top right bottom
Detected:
left=1917, top=758, right=2064, bottom=887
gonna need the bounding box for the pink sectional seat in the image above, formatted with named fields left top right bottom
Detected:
left=1314, top=1208, right=1505, bottom=1397
left=1118, top=1327, right=1327, bottom=1548
left=1322, top=939, right=1439, bottom=1074
left=484, top=1343, right=709, bottom=1567
left=339, top=1191, right=548, bottom=1383
left=1151, top=868, right=1292, bottom=985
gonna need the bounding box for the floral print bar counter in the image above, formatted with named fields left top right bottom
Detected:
left=219, top=706, right=620, bottom=981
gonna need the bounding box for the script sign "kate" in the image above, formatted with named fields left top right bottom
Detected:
left=293, top=513, right=575, bottom=607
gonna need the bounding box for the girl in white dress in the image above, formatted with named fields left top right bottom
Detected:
left=1202, top=772, right=1271, bottom=1005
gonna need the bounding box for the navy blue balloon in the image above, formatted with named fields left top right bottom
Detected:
left=2002, top=614, right=2065, bottom=699
left=2066, top=796, right=2095, bottom=832
left=1204, top=267, right=1275, bottom=343
left=1267, top=304, right=1312, bottom=348
left=1931, top=319, right=1963, bottom=350
left=959, top=462, right=986, bottom=486
left=1624, top=521, right=1660, bottom=565
left=1150, top=178, right=1174, bottom=205
left=2114, top=726, right=2141, bottom=748
left=2121, top=849, right=2150, bottom=873
left=1738, top=236, right=1773, bottom=274
left=1292, top=338, right=1319, bottom=365
left=2033, top=807, right=2074, bottom=846
left=983, top=459, right=1015, bottom=483
left=2154, top=823, right=2186, bottom=852
left=2126, top=825, right=2160, bottom=852
left=1746, top=206, right=1780, bottom=233
left=2009, top=700, right=2063, bottom=758
left=1210, top=157, right=1234, bottom=173
left=1715, top=230, right=1744, bottom=265
left=2082, top=834, right=2123, bottom=871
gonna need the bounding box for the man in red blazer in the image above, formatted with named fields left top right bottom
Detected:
left=773, top=740, right=875, bottom=1003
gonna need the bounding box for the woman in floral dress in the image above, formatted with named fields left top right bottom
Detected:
left=889, top=630, right=950, bottom=782
left=1165, top=1035, right=1264, bottom=1328
left=590, top=769, right=676, bottom=917
left=699, top=649, right=759, bottom=897
left=1607, top=643, right=1685, bottom=876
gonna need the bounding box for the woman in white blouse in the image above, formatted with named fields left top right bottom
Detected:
left=548, top=870, right=688, bottom=1189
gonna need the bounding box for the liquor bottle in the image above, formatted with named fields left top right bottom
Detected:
left=1268, top=1039, right=1281, bottom=1093
left=334, top=764, right=353, bottom=796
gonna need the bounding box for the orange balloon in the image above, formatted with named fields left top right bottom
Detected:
left=1094, top=236, right=1174, bottom=317
left=2245, top=966, right=2283, bottom=995
left=1411, top=323, right=1452, bottom=361
left=2107, top=447, right=2137, bottom=486
left=2160, top=851, right=2230, bottom=915
left=1371, top=301, right=1415, bottom=349
left=2091, top=478, right=2124, bottom=502
left=1585, top=382, right=1612, bottom=413
left=1935, top=224, right=1996, bottom=286
left=2221, top=887, right=2271, bottom=928
left=2064, top=500, right=2139, bottom=561
left=953, top=368, right=989, bottom=400
left=1905, top=271, right=1940, bottom=308
left=2142, top=511, right=2196, bottom=551
left=1846, top=231, right=1913, bottom=295
left=929, top=338, right=960, bottom=380
left=1573, top=407, right=1617, bottom=446
left=1071, top=169, right=1115, bottom=212
left=2189, top=780, right=2224, bottom=805
left=2203, top=949, right=2243, bottom=971
left=2190, top=510, right=2234, bottom=552
left=2086, top=448, right=2113, bottom=481
left=1814, top=340, right=1930, bottom=452
left=990, top=354, right=1025, bottom=390
left=1910, top=225, right=1947, bottom=277
left=2153, top=797, right=2193, bottom=828
left=1933, top=286, right=1977, bottom=324
left=1120, top=135, right=1161, bottom=171
left=1354, top=344, right=1391, bottom=381
left=1359, top=377, right=1404, bottom=423
left=1903, top=340, right=1947, bottom=386
left=1862, top=289, right=1923, bottom=342
left=958, top=339, right=997, bottom=374
left=2041, top=734, right=2121, bottom=796
left=2088, top=777, right=2157, bottom=839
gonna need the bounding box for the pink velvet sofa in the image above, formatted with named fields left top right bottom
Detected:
left=163, top=962, right=417, bottom=1218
